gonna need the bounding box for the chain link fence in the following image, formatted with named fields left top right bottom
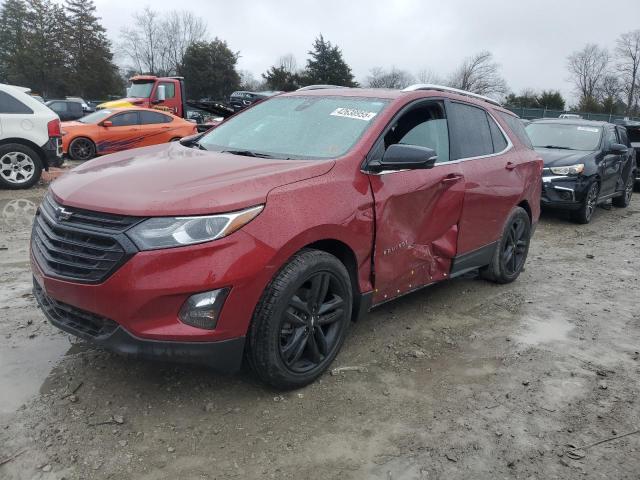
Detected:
left=505, top=106, right=640, bottom=123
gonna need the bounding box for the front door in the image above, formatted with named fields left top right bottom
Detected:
left=601, top=126, right=623, bottom=196
left=366, top=101, right=465, bottom=304
left=96, top=111, right=141, bottom=154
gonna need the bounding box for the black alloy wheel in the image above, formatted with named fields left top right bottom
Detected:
left=571, top=182, right=599, bottom=224
left=69, top=138, right=96, bottom=161
left=502, top=216, right=528, bottom=276
left=279, top=271, right=346, bottom=373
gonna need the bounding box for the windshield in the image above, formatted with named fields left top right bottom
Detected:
left=198, top=96, right=390, bottom=159
left=128, top=82, right=154, bottom=98
left=526, top=123, right=602, bottom=151
left=79, top=110, right=113, bottom=124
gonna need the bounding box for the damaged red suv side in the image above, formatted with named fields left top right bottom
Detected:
left=31, top=85, right=542, bottom=389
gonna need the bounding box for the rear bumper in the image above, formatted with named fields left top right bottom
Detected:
left=42, top=137, right=63, bottom=168
left=33, top=279, right=245, bottom=371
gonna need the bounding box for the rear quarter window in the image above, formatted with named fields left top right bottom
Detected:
left=448, top=101, right=493, bottom=159
left=0, top=91, right=34, bottom=114
left=498, top=112, right=533, bottom=149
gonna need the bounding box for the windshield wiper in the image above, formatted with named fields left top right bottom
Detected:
left=221, top=149, right=279, bottom=159
left=540, top=145, right=575, bottom=150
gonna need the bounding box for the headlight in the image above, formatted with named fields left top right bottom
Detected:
left=549, top=164, right=584, bottom=175
left=127, top=205, right=263, bottom=250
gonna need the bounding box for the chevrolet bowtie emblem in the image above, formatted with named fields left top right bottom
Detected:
left=55, top=206, right=73, bottom=221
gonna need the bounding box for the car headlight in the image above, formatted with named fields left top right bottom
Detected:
left=549, top=164, right=584, bottom=175
left=127, top=205, right=263, bottom=250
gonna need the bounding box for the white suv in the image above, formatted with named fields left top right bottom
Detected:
left=0, top=84, right=62, bottom=189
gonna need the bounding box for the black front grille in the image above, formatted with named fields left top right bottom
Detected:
left=31, top=196, right=140, bottom=283
left=33, top=280, right=118, bottom=339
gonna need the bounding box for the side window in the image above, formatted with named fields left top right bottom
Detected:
left=140, top=111, right=172, bottom=124
left=0, top=91, right=34, bottom=114
left=617, top=127, right=629, bottom=146
left=378, top=102, right=450, bottom=163
left=448, top=102, right=493, bottom=159
left=604, top=127, right=617, bottom=147
left=110, top=112, right=139, bottom=126
left=487, top=114, right=508, bottom=152
left=50, top=102, right=67, bottom=113
left=497, top=112, right=533, bottom=149
left=69, top=103, right=83, bottom=115
left=160, top=82, right=176, bottom=99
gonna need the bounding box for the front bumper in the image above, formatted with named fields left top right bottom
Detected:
left=541, top=175, right=589, bottom=210
left=33, top=279, right=245, bottom=371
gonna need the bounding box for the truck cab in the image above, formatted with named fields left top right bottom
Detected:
left=98, top=76, right=186, bottom=118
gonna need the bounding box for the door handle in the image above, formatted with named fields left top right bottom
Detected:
left=441, top=174, right=463, bottom=184
left=505, top=161, right=517, bottom=170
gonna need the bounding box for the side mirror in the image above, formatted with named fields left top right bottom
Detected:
left=371, top=144, right=437, bottom=171
left=102, top=120, right=113, bottom=127
left=609, top=143, right=628, bottom=154
left=154, top=85, right=166, bottom=103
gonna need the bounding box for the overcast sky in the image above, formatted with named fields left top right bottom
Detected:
left=93, top=0, right=640, bottom=104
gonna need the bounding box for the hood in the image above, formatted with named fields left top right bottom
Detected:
left=50, top=143, right=334, bottom=216
left=96, top=98, right=143, bottom=109
left=534, top=148, right=594, bottom=168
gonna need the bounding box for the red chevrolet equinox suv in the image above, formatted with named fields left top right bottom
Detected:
left=31, top=85, right=543, bottom=389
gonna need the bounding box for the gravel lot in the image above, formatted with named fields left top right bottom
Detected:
left=1, top=183, right=639, bottom=479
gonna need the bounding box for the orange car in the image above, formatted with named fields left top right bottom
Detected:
left=62, top=107, right=197, bottom=160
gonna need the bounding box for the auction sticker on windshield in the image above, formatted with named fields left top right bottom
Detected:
left=330, top=107, right=377, bottom=121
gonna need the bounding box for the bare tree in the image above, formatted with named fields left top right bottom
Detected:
left=567, top=44, right=609, bottom=107
left=163, top=11, right=207, bottom=75
left=120, top=8, right=207, bottom=76
left=415, top=68, right=443, bottom=85
left=447, top=51, right=507, bottom=96
left=239, top=70, right=265, bottom=91
left=616, top=30, right=640, bottom=115
left=366, top=66, right=414, bottom=89
left=277, top=54, right=298, bottom=74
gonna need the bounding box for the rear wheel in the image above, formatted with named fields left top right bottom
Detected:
left=570, top=181, right=599, bottom=224
left=247, top=249, right=352, bottom=390
left=69, top=137, right=96, bottom=161
left=0, top=144, right=43, bottom=189
left=482, top=207, right=531, bottom=284
left=612, top=172, right=634, bottom=208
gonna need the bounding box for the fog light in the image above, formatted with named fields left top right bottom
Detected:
left=178, top=288, right=230, bottom=330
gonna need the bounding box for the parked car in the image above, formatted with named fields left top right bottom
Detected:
left=0, top=83, right=62, bottom=189
left=559, top=113, right=583, bottom=119
left=61, top=107, right=198, bottom=160
left=229, top=90, right=282, bottom=111
left=526, top=119, right=636, bottom=223
left=46, top=99, right=85, bottom=121
left=620, top=120, right=640, bottom=190
left=31, top=85, right=542, bottom=389
left=66, top=96, right=95, bottom=113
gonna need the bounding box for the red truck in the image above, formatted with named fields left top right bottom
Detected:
left=31, top=85, right=543, bottom=389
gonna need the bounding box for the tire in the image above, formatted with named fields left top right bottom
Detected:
left=68, top=137, right=96, bottom=161
left=247, top=249, right=353, bottom=390
left=0, top=143, right=43, bottom=189
left=482, top=207, right=531, bottom=284
left=612, top=172, right=634, bottom=208
left=570, top=181, right=599, bottom=224
left=169, top=137, right=181, bottom=142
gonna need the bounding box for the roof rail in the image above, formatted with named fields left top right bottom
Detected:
left=296, top=84, right=348, bottom=91
left=402, top=84, right=501, bottom=106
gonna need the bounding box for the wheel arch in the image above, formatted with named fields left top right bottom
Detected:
left=68, top=136, right=96, bottom=158
left=517, top=199, right=532, bottom=223
left=0, top=137, right=48, bottom=170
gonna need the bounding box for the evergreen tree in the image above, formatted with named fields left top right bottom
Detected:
left=537, top=90, right=565, bottom=110
left=180, top=39, right=240, bottom=100
left=64, top=0, right=120, bottom=98
left=0, top=0, right=29, bottom=85
left=302, top=34, right=357, bottom=87
left=262, top=65, right=300, bottom=91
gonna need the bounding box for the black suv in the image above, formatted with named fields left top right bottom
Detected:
left=526, top=119, right=636, bottom=223
left=45, top=100, right=85, bottom=122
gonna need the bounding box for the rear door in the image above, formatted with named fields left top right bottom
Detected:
left=366, top=100, right=465, bottom=304
left=95, top=111, right=140, bottom=154
left=138, top=110, right=175, bottom=146
left=448, top=102, right=524, bottom=254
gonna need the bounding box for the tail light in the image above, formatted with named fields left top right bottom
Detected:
left=47, top=119, right=61, bottom=137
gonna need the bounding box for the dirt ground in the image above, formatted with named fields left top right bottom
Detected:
left=0, top=181, right=639, bottom=480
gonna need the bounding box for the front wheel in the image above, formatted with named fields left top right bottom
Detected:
left=247, top=249, right=353, bottom=390
left=482, top=207, right=531, bottom=284
left=68, top=137, right=96, bottom=161
left=570, top=181, right=599, bottom=224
